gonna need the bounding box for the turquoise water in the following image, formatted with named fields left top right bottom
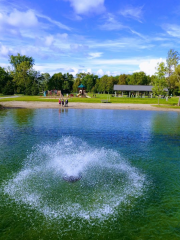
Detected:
left=0, top=108, right=180, bottom=240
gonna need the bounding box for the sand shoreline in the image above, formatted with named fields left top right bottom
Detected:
left=1, top=101, right=180, bottom=112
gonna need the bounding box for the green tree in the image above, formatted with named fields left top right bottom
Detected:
left=13, top=61, right=32, bottom=94
left=41, top=73, right=51, bottom=91
left=73, top=72, right=87, bottom=89
left=73, top=77, right=81, bottom=93
left=31, top=81, right=39, bottom=95
left=94, top=78, right=100, bottom=93
left=173, top=65, right=180, bottom=106
left=2, top=80, right=14, bottom=95
left=9, top=53, right=34, bottom=70
left=166, top=49, right=180, bottom=76
left=168, top=74, right=179, bottom=95
left=0, top=67, right=8, bottom=93
left=152, top=62, right=167, bottom=105
left=166, top=49, right=180, bottom=93
left=48, top=72, right=64, bottom=90
left=82, top=74, right=98, bottom=92
left=106, top=76, right=119, bottom=93
left=99, top=75, right=108, bottom=93
left=1, top=67, right=14, bottom=95
left=128, top=72, right=150, bottom=85
left=118, top=74, right=128, bottom=85
left=28, top=70, right=43, bottom=94
left=9, top=53, right=35, bottom=95
left=63, top=73, right=74, bottom=93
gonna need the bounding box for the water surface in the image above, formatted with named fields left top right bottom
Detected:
left=0, top=108, right=180, bottom=240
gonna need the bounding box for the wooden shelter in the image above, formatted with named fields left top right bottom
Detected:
left=113, top=85, right=168, bottom=97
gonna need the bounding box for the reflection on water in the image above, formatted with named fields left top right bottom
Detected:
left=152, top=112, right=180, bottom=135
left=0, top=109, right=180, bottom=239
left=12, top=108, right=35, bottom=126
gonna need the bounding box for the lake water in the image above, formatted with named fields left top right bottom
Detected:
left=0, top=108, right=180, bottom=240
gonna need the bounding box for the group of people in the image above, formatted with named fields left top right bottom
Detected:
left=59, top=98, right=68, bottom=107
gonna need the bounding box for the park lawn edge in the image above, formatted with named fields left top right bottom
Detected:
left=0, top=95, right=179, bottom=107
left=152, top=104, right=180, bottom=109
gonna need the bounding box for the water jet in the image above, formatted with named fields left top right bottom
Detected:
left=63, top=174, right=82, bottom=183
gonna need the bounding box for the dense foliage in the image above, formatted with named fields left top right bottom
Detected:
left=0, top=50, right=180, bottom=97
left=0, top=67, right=14, bottom=95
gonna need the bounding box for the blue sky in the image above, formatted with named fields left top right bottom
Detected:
left=0, top=0, right=180, bottom=76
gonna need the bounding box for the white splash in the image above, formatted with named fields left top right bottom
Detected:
left=3, top=136, right=147, bottom=221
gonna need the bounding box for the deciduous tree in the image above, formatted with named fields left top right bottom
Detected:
left=9, top=53, right=34, bottom=70
left=166, top=49, right=180, bottom=92
left=173, top=65, right=180, bottom=106
left=13, top=61, right=32, bottom=93
left=152, top=62, right=167, bottom=105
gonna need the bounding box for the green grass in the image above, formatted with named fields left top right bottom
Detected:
left=0, top=94, right=179, bottom=109
left=152, top=104, right=180, bottom=109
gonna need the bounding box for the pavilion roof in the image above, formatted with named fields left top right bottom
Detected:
left=114, top=85, right=168, bottom=92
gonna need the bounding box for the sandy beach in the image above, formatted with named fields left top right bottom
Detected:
left=1, top=101, right=180, bottom=112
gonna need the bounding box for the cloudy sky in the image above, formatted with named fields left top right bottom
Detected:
left=0, top=0, right=180, bottom=76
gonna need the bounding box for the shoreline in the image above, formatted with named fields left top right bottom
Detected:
left=1, top=101, right=180, bottom=112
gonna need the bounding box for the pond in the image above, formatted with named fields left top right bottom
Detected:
left=0, top=108, right=180, bottom=240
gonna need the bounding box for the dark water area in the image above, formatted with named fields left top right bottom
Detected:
left=0, top=108, right=180, bottom=239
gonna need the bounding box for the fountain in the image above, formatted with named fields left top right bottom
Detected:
left=3, top=136, right=146, bottom=220
left=63, top=174, right=82, bottom=182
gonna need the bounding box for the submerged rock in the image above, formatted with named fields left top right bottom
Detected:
left=63, top=175, right=82, bottom=183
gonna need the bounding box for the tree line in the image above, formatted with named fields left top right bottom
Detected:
left=0, top=50, right=180, bottom=96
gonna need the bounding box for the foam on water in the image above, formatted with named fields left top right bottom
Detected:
left=3, top=136, right=147, bottom=221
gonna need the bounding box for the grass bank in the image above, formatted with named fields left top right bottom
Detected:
left=0, top=94, right=179, bottom=108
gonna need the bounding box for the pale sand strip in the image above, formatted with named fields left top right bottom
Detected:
left=1, top=101, right=180, bottom=112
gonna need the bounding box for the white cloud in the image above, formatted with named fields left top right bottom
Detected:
left=87, top=68, right=92, bottom=74
left=65, top=0, right=105, bottom=15
left=119, top=5, right=143, bottom=22
left=32, top=58, right=166, bottom=77
left=0, top=62, right=9, bottom=68
left=34, top=63, right=94, bottom=77
left=88, top=52, right=103, bottom=59
left=129, top=29, right=146, bottom=39
left=163, top=24, right=180, bottom=38
left=70, top=44, right=89, bottom=52
left=89, top=36, right=154, bottom=51
left=37, top=13, right=71, bottom=31
left=137, top=58, right=166, bottom=76
left=0, top=9, right=38, bottom=28
left=34, top=63, right=77, bottom=75
left=120, top=6, right=143, bottom=22
left=0, top=8, right=71, bottom=38
left=105, top=71, right=111, bottom=76
left=45, top=35, right=54, bottom=47
left=100, top=14, right=125, bottom=31
left=88, top=57, right=167, bottom=76
left=96, top=69, right=104, bottom=76
left=1, top=45, right=9, bottom=55
left=92, top=58, right=142, bottom=65
left=0, top=43, right=12, bottom=57
left=57, top=33, right=68, bottom=39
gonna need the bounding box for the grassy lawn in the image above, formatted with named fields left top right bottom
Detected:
left=0, top=94, right=179, bottom=108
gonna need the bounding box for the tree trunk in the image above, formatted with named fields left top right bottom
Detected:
left=178, top=97, right=180, bottom=106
